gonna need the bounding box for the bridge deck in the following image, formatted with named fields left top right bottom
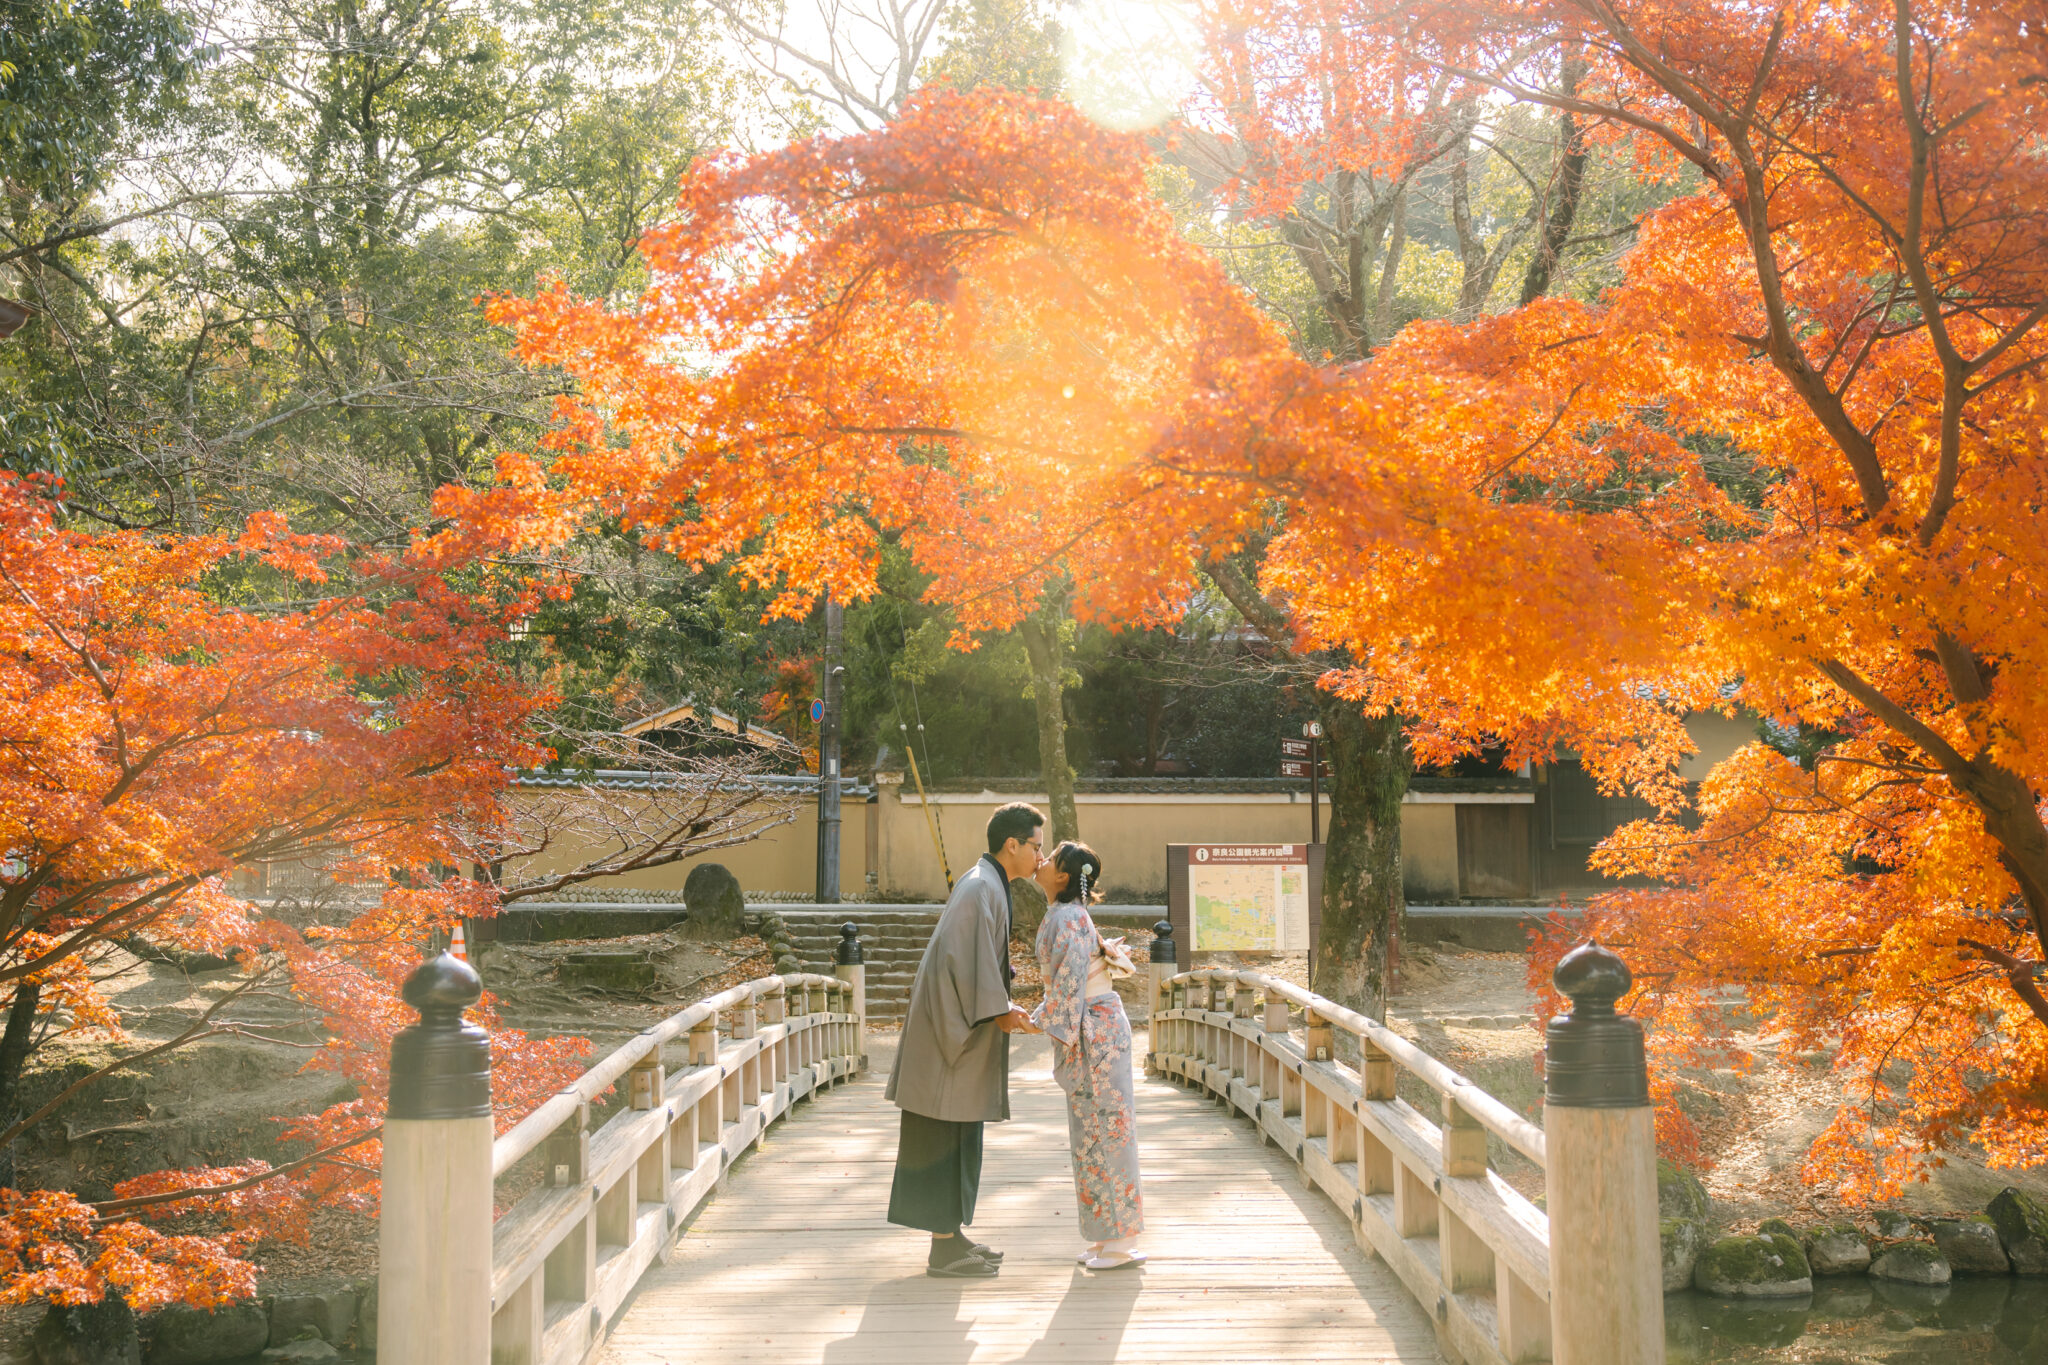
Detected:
left=602, top=1035, right=1443, bottom=1365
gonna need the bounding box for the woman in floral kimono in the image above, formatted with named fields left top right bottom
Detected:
left=1031, top=841, right=1146, bottom=1269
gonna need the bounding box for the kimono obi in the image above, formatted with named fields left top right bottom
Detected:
left=1085, top=941, right=1115, bottom=999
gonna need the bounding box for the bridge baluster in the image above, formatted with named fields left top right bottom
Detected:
left=1304, top=1009, right=1333, bottom=1063
left=378, top=952, right=492, bottom=1365
left=1146, top=920, right=1176, bottom=1075
left=834, top=921, right=867, bottom=1070
left=629, top=1038, right=664, bottom=1112
left=1440, top=1095, right=1487, bottom=1178
left=1545, top=941, right=1664, bottom=1364
left=1361, top=1036, right=1397, bottom=1102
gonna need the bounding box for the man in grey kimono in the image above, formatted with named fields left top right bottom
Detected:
left=886, top=801, right=1045, bottom=1277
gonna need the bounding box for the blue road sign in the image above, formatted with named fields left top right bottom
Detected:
left=810, top=697, right=825, bottom=722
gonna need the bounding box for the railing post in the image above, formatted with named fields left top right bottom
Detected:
left=688, top=1012, right=719, bottom=1067
left=1262, top=990, right=1290, bottom=1035
left=1304, top=1009, right=1334, bottom=1063
left=629, top=1036, right=664, bottom=1111
left=1545, top=941, right=1664, bottom=1364
left=377, top=953, right=492, bottom=1365
left=834, top=922, right=867, bottom=1069
left=1146, top=920, right=1176, bottom=1071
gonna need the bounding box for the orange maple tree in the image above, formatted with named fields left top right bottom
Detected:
left=0, top=472, right=588, bottom=1308
left=471, top=0, right=2046, bottom=1193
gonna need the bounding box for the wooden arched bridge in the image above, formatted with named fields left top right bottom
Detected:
left=372, top=932, right=1666, bottom=1365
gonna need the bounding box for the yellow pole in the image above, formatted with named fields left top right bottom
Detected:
left=902, top=742, right=952, bottom=888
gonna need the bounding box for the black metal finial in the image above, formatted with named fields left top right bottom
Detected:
left=389, top=952, right=491, bottom=1120
left=836, top=921, right=864, bottom=965
left=1544, top=939, right=1648, bottom=1109
left=1149, top=919, right=1177, bottom=965
left=1554, top=939, right=1632, bottom=1018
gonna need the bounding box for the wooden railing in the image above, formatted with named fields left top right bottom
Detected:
left=488, top=972, right=864, bottom=1365
left=371, top=949, right=868, bottom=1365
left=1150, top=967, right=1557, bottom=1365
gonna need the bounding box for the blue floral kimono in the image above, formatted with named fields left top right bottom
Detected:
left=1031, top=901, right=1144, bottom=1241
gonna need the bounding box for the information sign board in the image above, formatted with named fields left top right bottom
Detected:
left=1166, top=844, right=1324, bottom=964
left=1280, top=737, right=1311, bottom=759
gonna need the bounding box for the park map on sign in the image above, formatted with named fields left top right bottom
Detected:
left=1192, top=862, right=1310, bottom=952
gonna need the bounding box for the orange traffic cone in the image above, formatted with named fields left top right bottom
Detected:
left=450, top=922, right=468, bottom=963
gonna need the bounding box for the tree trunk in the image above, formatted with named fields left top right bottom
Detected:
left=0, top=983, right=42, bottom=1189
left=1519, top=52, right=1589, bottom=306
left=1312, top=699, right=1411, bottom=1021
left=1019, top=615, right=1080, bottom=847
left=1202, top=558, right=1414, bottom=1021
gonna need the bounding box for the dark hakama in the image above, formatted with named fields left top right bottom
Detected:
left=886, top=1110, right=985, bottom=1233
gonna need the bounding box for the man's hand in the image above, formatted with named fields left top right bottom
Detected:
left=994, top=1005, right=1037, bottom=1034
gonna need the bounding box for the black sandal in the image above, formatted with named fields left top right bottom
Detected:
left=927, top=1252, right=999, bottom=1278
left=969, top=1241, right=1003, bottom=1263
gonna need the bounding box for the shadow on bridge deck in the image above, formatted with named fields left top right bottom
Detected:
left=601, top=1033, right=1444, bottom=1365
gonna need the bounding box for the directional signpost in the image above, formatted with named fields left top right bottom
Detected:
left=1282, top=723, right=1326, bottom=842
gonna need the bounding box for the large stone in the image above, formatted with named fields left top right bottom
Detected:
left=1657, top=1159, right=1711, bottom=1224
left=1932, top=1214, right=2011, bottom=1274
left=146, top=1304, right=269, bottom=1365
left=682, top=863, right=744, bottom=938
left=32, top=1300, right=140, bottom=1365
left=1657, top=1158, right=1713, bottom=1294
left=1987, top=1186, right=2048, bottom=1274
left=267, top=1288, right=355, bottom=1347
left=1873, top=1208, right=1918, bottom=1240
left=1870, top=1240, right=1952, bottom=1285
left=1802, top=1220, right=1872, bottom=1275
left=1662, top=1217, right=1707, bottom=1292
left=351, top=1281, right=376, bottom=1352
left=1693, top=1232, right=1813, bottom=1298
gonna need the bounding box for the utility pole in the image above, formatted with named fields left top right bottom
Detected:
left=815, top=596, right=844, bottom=903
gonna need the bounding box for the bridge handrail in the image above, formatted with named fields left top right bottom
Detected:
left=491, top=970, right=846, bottom=1178
left=1169, top=968, right=1547, bottom=1167
left=478, top=965, right=868, bottom=1365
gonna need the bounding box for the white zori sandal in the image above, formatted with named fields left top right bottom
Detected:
left=1075, top=1243, right=1103, bottom=1264
left=1084, top=1236, right=1146, bottom=1270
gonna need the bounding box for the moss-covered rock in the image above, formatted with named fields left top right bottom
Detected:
left=1873, top=1209, right=1918, bottom=1240
left=1987, top=1186, right=2048, bottom=1274
left=1932, top=1214, right=2011, bottom=1274
left=1658, top=1158, right=1712, bottom=1224
left=147, top=1304, right=270, bottom=1365
left=1693, top=1232, right=1813, bottom=1298
left=1870, top=1240, right=1951, bottom=1285
left=1757, top=1217, right=1799, bottom=1242
left=33, top=1299, right=140, bottom=1365
left=1663, top=1217, right=1707, bottom=1292
left=1803, top=1220, right=1872, bottom=1275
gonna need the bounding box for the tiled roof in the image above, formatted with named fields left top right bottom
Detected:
left=510, top=769, right=871, bottom=796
